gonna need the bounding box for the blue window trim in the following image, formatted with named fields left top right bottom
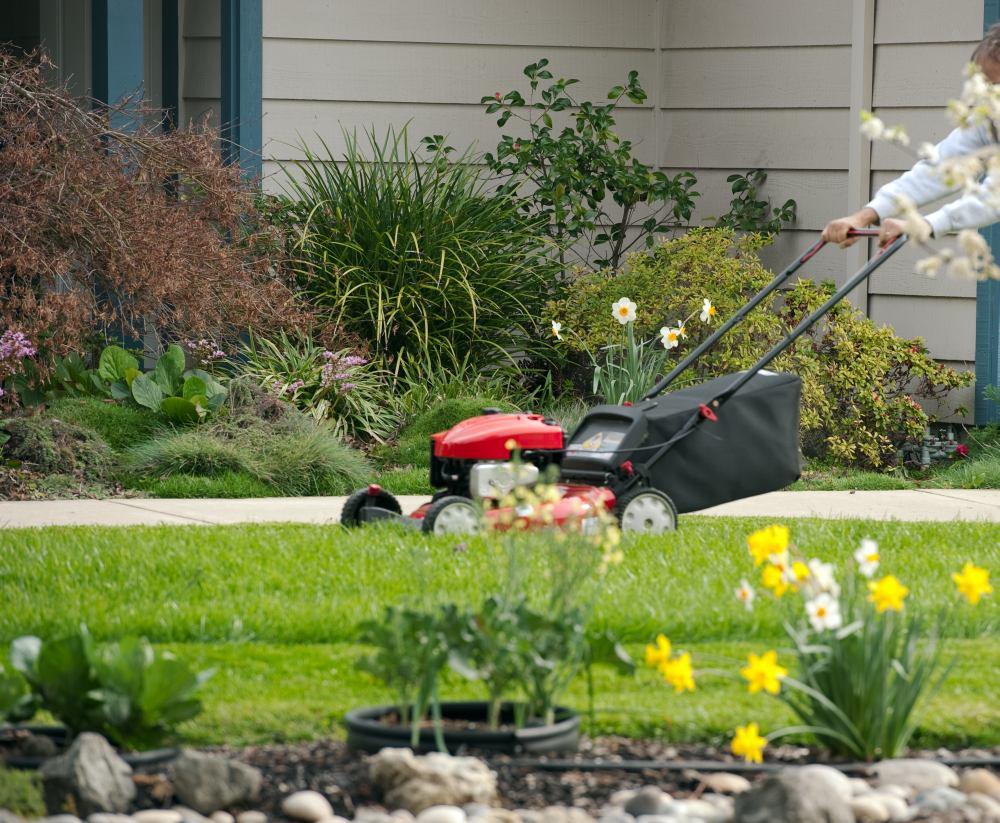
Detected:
left=977, top=0, right=1000, bottom=423
left=220, top=0, right=263, bottom=181
left=91, top=0, right=144, bottom=129
left=162, top=0, right=179, bottom=131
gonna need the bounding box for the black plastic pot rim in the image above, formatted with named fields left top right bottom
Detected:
left=0, top=723, right=180, bottom=770
left=345, top=702, right=579, bottom=741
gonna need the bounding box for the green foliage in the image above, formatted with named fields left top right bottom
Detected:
left=238, top=331, right=398, bottom=443
left=10, top=629, right=210, bottom=750
left=550, top=228, right=972, bottom=469
left=372, top=466, right=434, bottom=495
left=0, top=658, right=32, bottom=722
left=44, top=397, right=163, bottom=452
left=479, top=59, right=698, bottom=270
left=378, top=397, right=515, bottom=468
left=0, top=416, right=112, bottom=478
left=135, top=471, right=276, bottom=499
left=715, top=170, right=797, bottom=235
left=128, top=345, right=227, bottom=425
left=0, top=767, right=45, bottom=818
left=274, top=127, right=559, bottom=376
left=589, top=321, right=668, bottom=405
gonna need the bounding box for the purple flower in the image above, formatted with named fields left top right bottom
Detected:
left=0, top=331, right=36, bottom=361
left=338, top=382, right=358, bottom=394
left=340, top=355, right=368, bottom=367
left=286, top=379, right=305, bottom=394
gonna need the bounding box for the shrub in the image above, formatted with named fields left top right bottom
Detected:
left=274, top=127, right=560, bottom=375
left=549, top=228, right=972, bottom=469
left=0, top=767, right=44, bottom=818
left=0, top=53, right=306, bottom=381
left=128, top=431, right=254, bottom=478
left=43, top=397, right=164, bottom=452
left=0, top=416, right=111, bottom=478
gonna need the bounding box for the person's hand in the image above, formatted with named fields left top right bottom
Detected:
left=821, top=207, right=879, bottom=247
left=878, top=216, right=930, bottom=245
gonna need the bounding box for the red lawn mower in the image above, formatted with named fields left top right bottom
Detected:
left=341, top=230, right=905, bottom=536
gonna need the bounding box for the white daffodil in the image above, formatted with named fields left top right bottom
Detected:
left=806, top=593, right=843, bottom=632
left=804, top=558, right=840, bottom=597
left=676, top=321, right=688, bottom=339
left=660, top=326, right=680, bottom=349
left=700, top=298, right=716, bottom=323
left=854, top=538, right=880, bottom=578
left=551, top=320, right=563, bottom=340
left=612, top=298, right=637, bottom=325
left=735, top=579, right=755, bottom=612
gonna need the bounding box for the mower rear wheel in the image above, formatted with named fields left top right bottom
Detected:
left=615, top=488, right=678, bottom=534
left=422, top=495, right=482, bottom=536
left=341, top=487, right=402, bottom=528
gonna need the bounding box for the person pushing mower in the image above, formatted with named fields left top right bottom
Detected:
left=824, top=24, right=1000, bottom=248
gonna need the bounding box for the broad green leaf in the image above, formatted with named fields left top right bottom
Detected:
left=186, top=369, right=227, bottom=411
left=98, top=345, right=139, bottom=383
left=131, top=374, right=164, bottom=411
left=152, top=344, right=186, bottom=395
left=124, top=367, right=141, bottom=387
left=181, top=376, right=207, bottom=401
left=110, top=380, right=132, bottom=400
left=161, top=397, right=199, bottom=425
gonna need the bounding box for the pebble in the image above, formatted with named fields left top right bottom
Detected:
left=849, top=795, right=891, bottom=823
left=352, top=810, right=395, bottom=823
left=967, top=792, right=1000, bottom=819
left=672, top=798, right=724, bottom=820
left=463, top=811, right=519, bottom=823
left=698, top=773, right=750, bottom=795
left=313, top=818, right=350, bottom=823
left=608, top=790, right=637, bottom=808
left=236, top=813, right=267, bottom=823
left=864, top=792, right=910, bottom=821
left=414, top=807, right=467, bottom=823
left=174, top=807, right=214, bottom=823
left=914, top=786, right=967, bottom=813
left=282, top=792, right=334, bottom=822
left=624, top=788, right=672, bottom=817
left=211, top=815, right=235, bottom=823
left=41, top=817, right=83, bottom=823
left=876, top=784, right=913, bottom=801
left=872, top=759, right=959, bottom=793
left=390, top=814, right=416, bottom=823
left=797, top=764, right=854, bottom=802
left=961, top=769, right=1000, bottom=799
left=87, top=816, right=133, bottom=823
left=597, top=813, right=633, bottom=823
left=133, top=813, right=183, bottom=823
left=848, top=778, right=873, bottom=797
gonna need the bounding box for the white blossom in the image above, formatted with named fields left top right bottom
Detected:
left=735, top=579, right=755, bottom=612
left=860, top=112, right=886, bottom=141
left=854, top=539, right=880, bottom=578
left=806, top=593, right=843, bottom=632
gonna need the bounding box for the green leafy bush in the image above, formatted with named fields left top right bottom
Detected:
left=0, top=416, right=112, bottom=478
left=274, top=127, right=560, bottom=375
left=550, top=228, right=971, bottom=469
left=116, top=345, right=227, bottom=425
left=238, top=331, right=398, bottom=443
left=10, top=630, right=210, bottom=750
left=715, top=170, right=797, bottom=235
left=0, top=767, right=45, bottom=818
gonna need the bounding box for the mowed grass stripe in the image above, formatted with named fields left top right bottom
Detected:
left=2, top=518, right=997, bottom=644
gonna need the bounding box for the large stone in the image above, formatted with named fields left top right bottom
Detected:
left=210, top=814, right=234, bottom=823
left=414, top=807, right=466, bottom=823
left=623, top=788, right=672, bottom=817
left=870, top=759, right=958, bottom=794
left=368, top=749, right=497, bottom=814
left=796, top=766, right=852, bottom=804
left=960, top=769, right=1000, bottom=799
left=41, top=817, right=84, bottom=823
left=86, top=815, right=133, bottom=823
left=173, top=806, right=214, bottom=823
left=699, top=774, right=751, bottom=795
left=733, top=767, right=853, bottom=823
left=235, top=813, right=266, bottom=823
left=848, top=796, right=890, bottom=823
left=280, top=792, right=334, bottom=822
left=39, top=733, right=136, bottom=816
left=913, top=786, right=966, bottom=814
left=172, top=751, right=262, bottom=815
left=132, top=811, right=182, bottom=823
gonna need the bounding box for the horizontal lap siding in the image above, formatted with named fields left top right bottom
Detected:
left=865, top=17, right=982, bottom=385
left=180, top=0, right=219, bottom=128
left=260, top=0, right=656, bottom=194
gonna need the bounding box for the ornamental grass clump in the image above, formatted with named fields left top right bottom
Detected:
left=645, top=525, right=993, bottom=761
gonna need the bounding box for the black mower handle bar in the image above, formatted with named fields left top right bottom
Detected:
left=642, top=229, right=906, bottom=401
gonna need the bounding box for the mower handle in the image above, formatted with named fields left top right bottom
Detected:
left=643, top=229, right=896, bottom=401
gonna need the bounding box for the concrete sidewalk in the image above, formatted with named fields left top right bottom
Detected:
left=1, top=489, right=999, bottom=529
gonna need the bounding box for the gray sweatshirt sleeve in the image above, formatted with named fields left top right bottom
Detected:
left=865, top=122, right=995, bottom=236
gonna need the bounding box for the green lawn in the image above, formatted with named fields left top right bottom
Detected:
left=1, top=517, right=997, bottom=749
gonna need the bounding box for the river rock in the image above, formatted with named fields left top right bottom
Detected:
left=87, top=815, right=134, bottom=823
left=132, top=811, right=183, bottom=823
left=871, top=759, right=958, bottom=793
left=236, top=812, right=267, bottom=823
left=211, top=814, right=235, bottom=823
left=961, top=769, right=1000, bottom=799
left=607, top=790, right=637, bottom=808
left=352, top=809, right=395, bottom=823
left=173, top=751, right=263, bottom=815
left=913, top=786, right=967, bottom=814
left=596, top=812, right=634, bottom=823
left=41, top=817, right=84, bottom=823
left=281, top=792, right=334, bottom=822
left=864, top=793, right=909, bottom=821
left=849, top=796, right=890, bottom=823
left=623, top=788, right=672, bottom=817
left=414, top=807, right=466, bottom=823
left=796, top=765, right=853, bottom=803
left=463, top=810, right=519, bottom=823
left=173, top=807, right=215, bottom=823
left=675, top=797, right=729, bottom=821
left=733, top=767, right=853, bottom=823
left=968, top=792, right=1000, bottom=819
left=700, top=774, right=751, bottom=795
left=39, top=733, right=136, bottom=816
left=368, top=749, right=497, bottom=814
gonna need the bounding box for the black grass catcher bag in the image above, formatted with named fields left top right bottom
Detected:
left=635, top=371, right=802, bottom=513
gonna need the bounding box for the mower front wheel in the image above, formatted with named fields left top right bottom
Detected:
left=422, top=495, right=482, bottom=536
left=615, top=488, right=678, bottom=535
left=341, top=487, right=402, bottom=528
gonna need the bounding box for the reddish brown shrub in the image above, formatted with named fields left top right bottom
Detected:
left=0, top=51, right=308, bottom=376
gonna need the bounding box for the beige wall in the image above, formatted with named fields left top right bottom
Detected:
left=181, top=0, right=982, bottom=418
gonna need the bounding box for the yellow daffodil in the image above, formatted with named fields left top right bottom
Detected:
left=612, top=297, right=637, bottom=325
left=952, top=562, right=993, bottom=605
left=700, top=298, right=717, bottom=323
left=660, top=652, right=696, bottom=693
left=791, top=561, right=810, bottom=583
left=551, top=320, right=563, bottom=340
left=761, top=564, right=790, bottom=598
left=731, top=722, right=767, bottom=764
left=740, top=651, right=788, bottom=695
left=867, top=574, right=909, bottom=613
left=645, top=634, right=671, bottom=668
left=747, top=524, right=790, bottom=566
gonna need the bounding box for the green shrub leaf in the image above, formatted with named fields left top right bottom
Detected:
left=131, top=374, right=165, bottom=411
left=98, top=346, right=139, bottom=383
left=161, top=397, right=200, bottom=425
left=181, top=376, right=207, bottom=401
left=151, top=344, right=186, bottom=395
